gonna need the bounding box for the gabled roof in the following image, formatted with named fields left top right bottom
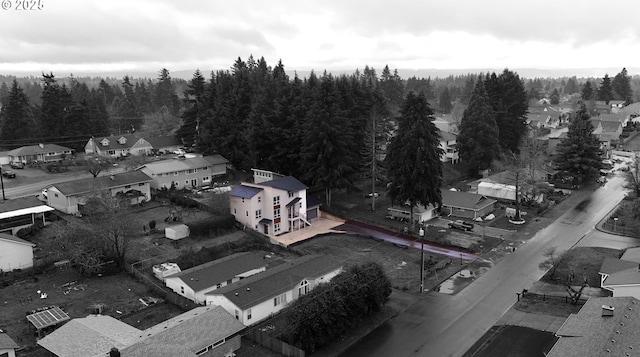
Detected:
left=93, top=134, right=145, bottom=150
left=229, top=185, right=263, bottom=199
left=0, top=196, right=53, bottom=219
left=259, top=176, right=308, bottom=192
left=38, top=315, right=142, bottom=357
left=123, top=306, right=245, bottom=357
left=206, top=255, right=342, bottom=310
left=600, top=120, right=622, bottom=133
left=50, top=171, right=152, bottom=196
left=600, top=257, right=637, bottom=275
left=137, top=155, right=228, bottom=174
left=144, top=135, right=182, bottom=149
left=441, top=189, right=496, bottom=211
left=548, top=297, right=640, bottom=357
left=599, top=113, right=626, bottom=123
left=621, top=247, right=640, bottom=263
left=0, top=232, right=35, bottom=247
left=440, top=131, right=457, bottom=142
left=0, top=333, right=19, bottom=349
left=604, top=267, right=640, bottom=286
left=618, top=102, right=640, bottom=115
left=164, top=251, right=268, bottom=293
left=8, top=143, right=73, bottom=156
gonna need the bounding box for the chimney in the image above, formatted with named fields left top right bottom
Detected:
left=109, top=347, right=121, bottom=357
left=602, top=305, right=615, bottom=317
left=39, top=143, right=45, bottom=149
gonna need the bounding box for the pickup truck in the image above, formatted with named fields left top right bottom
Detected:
left=448, top=220, right=474, bottom=231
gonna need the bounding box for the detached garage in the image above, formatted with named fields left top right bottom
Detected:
left=441, top=190, right=497, bottom=220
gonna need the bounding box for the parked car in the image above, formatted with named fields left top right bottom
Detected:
left=2, top=170, right=16, bottom=178
left=448, top=220, right=474, bottom=231
left=10, top=162, right=24, bottom=169
left=364, top=192, right=380, bottom=198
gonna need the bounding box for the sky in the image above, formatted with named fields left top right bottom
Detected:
left=1, top=0, right=640, bottom=78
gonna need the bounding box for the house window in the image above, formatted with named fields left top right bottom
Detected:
left=108, top=150, right=115, bottom=155
left=125, top=185, right=131, bottom=189
left=203, top=176, right=210, bottom=182
left=139, top=183, right=144, bottom=186
left=247, top=309, right=252, bottom=320
left=216, top=283, right=222, bottom=289
left=256, top=209, right=262, bottom=219
left=273, top=196, right=280, bottom=205
left=163, top=173, right=170, bottom=177
left=173, top=181, right=180, bottom=187
left=258, top=196, right=261, bottom=203
left=246, top=211, right=248, bottom=217
left=187, top=169, right=195, bottom=174
left=298, top=280, right=310, bottom=296
left=241, top=198, right=245, bottom=203
left=274, top=208, right=280, bottom=218
left=235, top=310, right=239, bottom=320
left=185, top=180, right=189, bottom=185
left=174, top=171, right=179, bottom=176
left=288, top=192, right=294, bottom=198
left=180, top=286, right=184, bottom=294
left=234, top=208, right=236, bottom=214
left=54, top=193, right=58, bottom=198
left=274, top=222, right=281, bottom=233
left=273, top=293, right=287, bottom=306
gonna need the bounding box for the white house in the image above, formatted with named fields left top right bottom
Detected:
left=0, top=233, right=35, bottom=271
left=137, top=155, right=229, bottom=190
left=8, top=143, right=73, bottom=164
left=439, top=131, right=459, bottom=163
left=206, top=255, right=343, bottom=325
left=599, top=247, right=640, bottom=299
left=46, top=171, right=152, bottom=214
left=0, top=333, right=19, bottom=357
left=164, top=251, right=268, bottom=304
left=229, top=175, right=319, bottom=236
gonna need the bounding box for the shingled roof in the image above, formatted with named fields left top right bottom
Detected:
left=137, top=155, right=228, bottom=174
left=259, top=176, right=308, bottom=192
left=441, top=189, right=496, bottom=211
left=206, top=255, right=342, bottom=310
left=50, top=171, right=152, bottom=196
left=8, top=143, right=73, bottom=156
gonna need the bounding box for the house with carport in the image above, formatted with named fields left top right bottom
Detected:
left=440, top=189, right=496, bottom=220
left=8, top=143, right=73, bottom=164
left=229, top=174, right=320, bottom=236
left=206, top=255, right=343, bottom=325
left=164, top=251, right=269, bottom=304
left=137, top=155, right=229, bottom=190
left=0, top=196, right=55, bottom=235
left=0, top=233, right=35, bottom=272
left=45, top=171, right=152, bottom=214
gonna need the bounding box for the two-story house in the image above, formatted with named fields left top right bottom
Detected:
left=45, top=171, right=152, bottom=214
left=229, top=175, right=315, bottom=236
left=439, top=131, right=459, bottom=163
left=8, top=144, right=73, bottom=164
left=205, top=255, right=343, bottom=325
left=136, top=155, right=229, bottom=190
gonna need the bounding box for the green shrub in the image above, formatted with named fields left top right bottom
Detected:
left=186, top=215, right=236, bottom=238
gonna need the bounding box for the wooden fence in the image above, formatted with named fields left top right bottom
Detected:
left=245, top=328, right=306, bottom=357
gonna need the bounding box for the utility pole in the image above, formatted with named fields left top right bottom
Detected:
left=0, top=165, right=5, bottom=200
left=419, top=226, right=425, bottom=293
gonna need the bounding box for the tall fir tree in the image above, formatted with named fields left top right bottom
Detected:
left=0, top=79, right=34, bottom=145
left=581, top=81, right=594, bottom=101
left=385, top=91, right=443, bottom=224
left=154, top=68, right=181, bottom=116
left=177, top=69, right=206, bottom=148
left=598, top=74, right=614, bottom=104
left=438, top=87, right=453, bottom=114
left=553, top=102, right=602, bottom=182
left=612, top=67, right=633, bottom=105
left=457, top=80, right=501, bottom=176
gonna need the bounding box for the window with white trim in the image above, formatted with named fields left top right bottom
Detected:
left=274, top=208, right=280, bottom=218
left=256, top=209, right=262, bottom=219
left=273, top=196, right=280, bottom=205
left=298, top=280, right=310, bottom=296
left=247, top=309, right=252, bottom=320
left=274, top=222, right=281, bottom=233
left=273, top=293, right=287, bottom=306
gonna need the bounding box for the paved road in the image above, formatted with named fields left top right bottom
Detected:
left=344, top=175, right=628, bottom=357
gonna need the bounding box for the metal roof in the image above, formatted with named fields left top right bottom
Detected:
left=229, top=185, right=263, bottom=199
left=26, top=306, right=70, bottom=330
left=259, top=176, right=308, bottom=192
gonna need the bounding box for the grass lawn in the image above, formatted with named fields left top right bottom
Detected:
left=468, top=325, right=557, bottom=357
left=514, top=297, right=584, bottom=317
left=540, top=246, right=622, bottom=286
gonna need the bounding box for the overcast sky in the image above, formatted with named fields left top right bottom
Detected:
left=1, top=0, right=639, bottom=78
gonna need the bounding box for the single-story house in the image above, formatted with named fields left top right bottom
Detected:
left=0, top=233, right=35, bottom=271
left=0, top=333, right=19, bottom=357
left=229, top=174, right=318, bottom=236
left=440, top=189, right=497, bottom=220
left=206, top=255, right=343, bottom=325
left=599, top=247, right=640, bottom=299
left=0, top=196, right=55, bottom=235
left=122, top=306, right=245, bottom=357
left=136, top=155, right=229, bottom=190
left=85, top=135, right=183, bottom=158
left=38, top=306, right=245, bottom=357
left=45, top=171, right=152, bottom=214
left=387, top=203, right=437, bottom=224
left=164, top=251, right=269, bottom=304
left=8, top=144, right=73, bottom=164
left=547, top=296, right=640, bottom=357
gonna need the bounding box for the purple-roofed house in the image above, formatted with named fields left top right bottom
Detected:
left=229, top=173, right=318, bottom=236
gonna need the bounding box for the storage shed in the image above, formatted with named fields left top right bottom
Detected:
left=165, top=224, right=189, bottom=240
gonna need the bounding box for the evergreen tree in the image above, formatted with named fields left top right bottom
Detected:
left=301, top=73, right=356, bottom=207
left=379, top=65, right=404, bottom=111
left=438, top=87, right=453, bottom=114
left=484, top=70, right=529, bottom=153
left=39, top=73, right=71, bottom=138
left=0, top=80, right=34, bottom=145
left=135, top=82, right=153, bottom=115
left=177, top=69, right=206, bottom=148
left=550, top=88, right=560, bottom=104
left=154, top=68, right=181, bottom=116
left=598, top=74, right=614, bottom=104
left=116, top=76, right=140, bottom=132
left=581, top=81, right=594, bottom=101
left=461, top=77, right=475, bottom=104
left=385, top=91, right=443, bottom=225
left=612, top=67, right=633, bottom=105
left=563, top=77, right=579, bottom=94
left=457, top=80, right=501, bottom=176
left=553, top=103, right=602, bottom=183
left=0, top=82, right=9, bottom=106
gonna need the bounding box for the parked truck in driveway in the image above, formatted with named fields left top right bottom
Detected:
left=448, top=220, right=474, bottom=231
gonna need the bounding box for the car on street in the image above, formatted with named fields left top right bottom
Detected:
left=2, top=170, right=16, bottom=178
left=448, top=220, right=474, bottom=231
left=10, top=162, right=24, bottom=169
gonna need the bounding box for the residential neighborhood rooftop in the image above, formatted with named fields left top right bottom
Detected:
left=8, top=143, right=72, bottom=156
left=137, top=155, right=228, bottom=174
left=0, top=333, right=19, bottom=349
left=164, top=251, right=269, bottom=292
left=441, top=189, right=496, bottom=210
left=49, top=171, right=152, bottom=196
left=0, top=232, right=35, bottom=246
left=259, top=176, right=308, bottom=192
left=0, top=196, right=53, bottom=218
left=206, top=255, right=342, bottom=309
left=229, top=185, right=264, bottom=199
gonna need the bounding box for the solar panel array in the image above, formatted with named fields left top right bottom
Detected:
left=26, top=307, right=70, bottom=329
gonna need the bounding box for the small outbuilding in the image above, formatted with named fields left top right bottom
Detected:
left=164, top=224, right=190, bottom=240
